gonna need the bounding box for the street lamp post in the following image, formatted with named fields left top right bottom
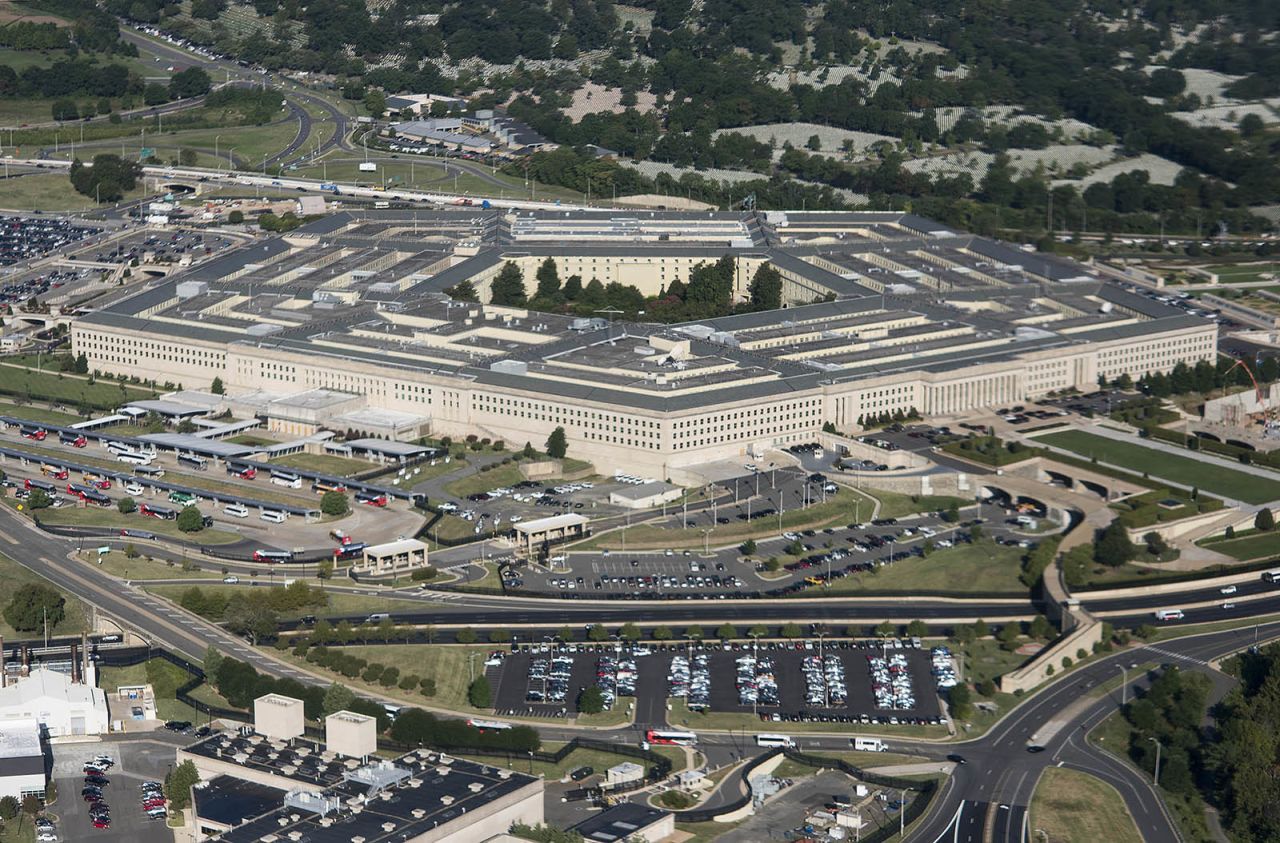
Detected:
left=1148, top=736, right=1162, bottom=787
left=1117, top=664, right=1129, bottom=705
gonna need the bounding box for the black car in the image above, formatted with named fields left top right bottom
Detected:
left=1026, top=745, right=1046, bottom=753
left=946, top=754, right=967, bottom=765
left=85, top=775, right=109, bottom=786
left=569, top=766, right=594, bottom=781
left=164, top=720, right=192, bottom=732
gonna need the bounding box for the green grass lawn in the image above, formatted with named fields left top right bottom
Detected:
left=820, top=541, right=1027, bottom=595
left=425, top=512, right=486, bottom=542
left=1036, top=429, right=1280, bottom=504
left=444, top=464, right=526, bottom=498
left=861, top=488, right=973, bottom=520
left=955, top=638, right=1033, bottom=686
left=1199, top=531, right=1280, bottom=561
left=226, top=434, right=278, bottom=446
left=1030, top=767, right=1142, bottom=843
left=0, top=364, right=156, bottom=408
left=0, top=399, right=82, bottom=425
left=80, top=549, right=218, bottom=580
left=51, top=119, right=303, bottom=171
left=0, top=550, right=88, bottom=640
left=144, top=582, right=435, bottom=620
left=97, top=659, right=205, bottom=723
left=0, top=171, right=146, bottom=212
left=271, top=452, right=377, bottom=477
left=28, top=504, right=242, bottom=545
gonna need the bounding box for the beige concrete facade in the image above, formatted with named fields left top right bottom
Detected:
left=324, top=710, right=377, bottom=758
left=253, top=693, right=305, bottom=740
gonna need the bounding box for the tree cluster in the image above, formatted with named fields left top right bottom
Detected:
left=69, top=154, right=142, bottom=203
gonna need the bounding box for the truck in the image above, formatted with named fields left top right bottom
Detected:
left=358, top=162, right=377, bottom=172
left=852, top=737, right=887, bottom=752
left=320, top=182, right=341, bottom=195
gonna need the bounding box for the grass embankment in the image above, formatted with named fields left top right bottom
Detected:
left=0, top=398, right=82, bottom=426
left=819, top=542, right=1027, bottom=595
left=1036, top=430, right=1280, bottom=504
left=1198, top=530, right=1280, bottom=561
left=0, top=171, right=146, bottom=212
left=1088, top=712, right=1211, bottom=842
left=81, top=549, right=221, bottom=580
left=1030, top=767, right=1143, bottom=843
left=771, top=751, right=926, bottom=778
left=143, top=583, right=435, bottom=620
left=861, top=489, right=973, bottom=521
left=0, top=551, right=88, bottom=641
left=29, top=504, right=242, bottom=545
left=0, top=365, right=156, bottom=409
left=97, top=658, right=211, bottom=723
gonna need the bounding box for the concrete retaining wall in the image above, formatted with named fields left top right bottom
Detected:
left=998, top=618, right=1103, bottom=694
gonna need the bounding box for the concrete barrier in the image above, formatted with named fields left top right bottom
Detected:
left=998, top=616, right=1103, bottom=694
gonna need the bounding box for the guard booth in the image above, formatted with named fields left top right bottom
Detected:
left=512, top=513, right=589, bottom=558
left=353, top=538, right=429, bottom=577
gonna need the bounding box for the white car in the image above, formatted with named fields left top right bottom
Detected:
left=223, top=575, right=239, bottom=584
left=1220, top=585, right=1237, bottom=595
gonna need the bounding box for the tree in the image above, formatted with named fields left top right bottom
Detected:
left=906, top=619, right=928, bottom=638
left=177, top=505, right=204, bottom=533
left=948, top=683, right=973, bottom=719
left=165, top=759, right=200, bottom=810
left=362, top=89, right=386, bottom=117
left=545, top=426, right=568, bottom=459
left=1094, top=519, right=1136, bottom=567
left=227, top=210, right=244, bottom=224
left=586, top=623, right=608, bottom=642
left=780, top=622, right=802, bottom=638
left=74, top=352, right=89, bottom=374
left=685, top=625, right=704, bottom=640
left=51, top=98, right=78, bottom=121
left=467, top=675, right=491, bottom=708
left=118, top=496, right=136, bottom=514
left=3, top=583, right=64, bottom=632
left=1256, top=508, right=1276, bottom=532
left=223, top=596, right=277, bottom=644
left=69, top=154, right=142, bottom=203
left=323, top=682, right=356, bottom=714
left=619, top=622, right=641, bottom=641
left=739, top=539, right=757, bottom=556
left=534, top=257, right=561, bottom=299
left=942, top=501, right=961, bottom=523
left=489, top=262, right=527, bottom=306
left=577, top=685, right=606, bottom=714
left=210, top=377, right=225, bottom=395
left=876, top=621, right=896, bottom=637
left=445, top=279, right=479, bottom=302
left=321, top=491, right=349, bottom=516
left=653, top=626, right=674, bottom=640
left=455, top=627, right=477, bottom=644
left=747, top=263, right=782, bottom=310
left=0, top=796, right=17, bottom=820
left=997, top=622, right=1020, bottom=650
left=25, top=488, right=50, bottom=510
left=716, top=622, right=737, bottom=640
left=1029, top=614, right=1053, bottom=639
left=178, top=147, right=198, bottom=167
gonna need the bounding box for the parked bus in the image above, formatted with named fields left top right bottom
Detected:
left=135, top=466, right=166, bottom=479
left=24, top=477, right=55, bottom=493
left=168, top=491, right=196, bottom=505
left=20, top=426, right=46, bottom=441
left=644, top=730, right=697, bottom=747
left=312, top=480, right=347, bottom=494
left=226, top=463, right=257, bottom=480
left=177, top=453, right=208, bottom=471
left=355, top=490, right=388, bottom=507
left=270, top=470, right=302, bottom=489
left=754, top=734, right=795, bottom=748
left=330, top=529, right=351, bottom=545
left=466, top=719, right=513, bottom=733
left=1262, top=570, right=1280, bottom=584
left=40, top=464, right=68, bottom=480
left=104, top=441, right=130, bottom=455
left=139, top=503, right=177, bottom=520
left=334, top=542, right=366, bottom=560
left=116, top=450, right=155, bottom=466
left=59, top=432, right=87, bottom=447
left=252, top=549, right=294, bottom=563
left=82, top=473, right=112, bottom=490
left=67, top=484, right=110, bottom=506
left=1154, top=609, right=1185, bottom=621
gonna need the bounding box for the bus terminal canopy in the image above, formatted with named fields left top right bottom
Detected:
left=512, top=513, right=589, bottom=554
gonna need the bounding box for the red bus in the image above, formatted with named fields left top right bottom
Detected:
left=644, top=729, right=697, bottom=747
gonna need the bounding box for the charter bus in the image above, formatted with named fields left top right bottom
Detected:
left=58, top=432, right=87, bottom=447
left=177, top=453, right=208, bottom=471
left=82, top=473, right=112, bottom=490
left=312, top=479, right=347, bottom=494
left=135, top=466, right=165, bottom=479
left=644, top=730, right=697, bottom=747
left=67, top=484, right=110, bottom=506
left=104, top=441, right=130, bottom=454
left=24, top=477, right=56, bottom=493
left=754, top=734, right=795, bottom=748
left=116, top=450, right=155, bottom=466
left=40, top=464, right=68, bottom=480
left=252, top=549, right=294, bottom=563
left=226, top=463, right=257, bottom=480
left=139, top=503, right=177, bottom=520
left=269, top=470, right=302, bottom=489
left=333, top=542, right=367, bottom=560
left=355, top=490, right=388, bottom=507
left=1263, top=570, right=1280, bottom=584
left=467, top=719, right=513, bottom=733
left=19, top=426, right=45, bottom=441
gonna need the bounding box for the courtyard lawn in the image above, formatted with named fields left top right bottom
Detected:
left=1029, top=767, right=1142, bottom=843
left=820, top=541, right=1027, bottom=595
left=1036, top=429, right=1280, bottom=504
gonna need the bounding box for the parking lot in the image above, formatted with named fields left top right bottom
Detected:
left=0, top=215, right=101, bottom=266
left=486, top=642, right=944, bottom=726
left=49, top=733, right=186, bottom=843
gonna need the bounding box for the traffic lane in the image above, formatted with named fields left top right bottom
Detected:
left=990, top=802, right=1026, bottom=843
left=1057, top=739, right=1179, bottom=843
left=1101, top=595, right=1280, bottom=629
left=1083, top=576, right=1279, bottom=610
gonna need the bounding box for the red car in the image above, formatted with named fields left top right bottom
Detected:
left=93, top=818, right=110, bottom=828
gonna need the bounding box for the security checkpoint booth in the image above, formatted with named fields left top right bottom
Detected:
left=512, top=513, right=589, bottom=559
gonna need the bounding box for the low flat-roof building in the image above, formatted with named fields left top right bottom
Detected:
left=353, top=538, right=429, bottom=577
left=512, top=513, right=589, bottom=557
left=0, top=666, right=109, bottom=737
left=609, top=479, right=682, bottom=510
left=571, top=802, right=674, bottom=843
left=0, top=721, right=46, bottom=802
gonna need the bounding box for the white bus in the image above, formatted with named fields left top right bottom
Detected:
left=177, top=453, right=208, bottom=471
left=467, top=718, right=513, bottom=733
left=644, top=729, right=697, bottom=747
left=755, top=734, right=794, bottom=748
left=116, top=450, right=155, bottom=466
left=1154, top=609, right=1185, bottom=621
left=270, top=470, right=302, bottom=489
left=1262, top=570, right=1280, bottom=584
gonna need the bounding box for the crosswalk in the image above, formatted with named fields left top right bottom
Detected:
left=1143, top=644, right=1209, bottom=666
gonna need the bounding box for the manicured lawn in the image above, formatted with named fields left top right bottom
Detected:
left=0, top=399, right=82, bottom=425
left=425, top=513, right=485, bottom=542
left=294, top=643, right=498, bottom=716
left=455, top=742, right=685, bottom=780
left=772, top=750, right=925, bottom=778
left=955, top=638, right=1034, bottom=686
left=0, top=364, right=156, bottom=408
left=0, top=171, right=146, bottom=212
left=0, top=551, right=88, bottom=641
left=861, top=488, right=974, bottom=520
left=1199, top=531, right=1280, bottom=561
left=444, top=464, right=527, bottom=498
left=144, top=583, right=435, bottom=620
left=97, top=659, right=204, bottom=723
left=1036, top=430, right=1280, bottom=504
left=82, top=549, right=220, bottom=580
left=271, top=452, right=377, bottom=477
left=1030, top=767, right=1142, bottom=843
left=821, top=541, right=1027, bottom=595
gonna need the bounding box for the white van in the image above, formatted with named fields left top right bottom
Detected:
left=260, top=509, right=286, bottom=523
left=853, top=737, right=887, bottom=752
left=1154, top=609, right=1184, bottom=621
left=224, top=503, right=249, bottom=518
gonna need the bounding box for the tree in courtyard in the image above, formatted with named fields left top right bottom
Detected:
left=747, top=262, right=782, bottom=311
left=1094, top=519, right=1136, bottom=567
left=534, top=257, right=561, bottom=300
left=3, top=583, right=65, bottom=633
left=489, top=262, right=527, bottom=306
left=545, top=426, right=568, bottom=459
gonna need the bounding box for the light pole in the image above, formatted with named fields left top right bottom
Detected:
left=1148, top=736, right=1162, bottom=787
left=1117, top=664, right=1129, bottom=705
left=215, top=134, right=222, bottom=164
left=227, top=147, right=236, bottom=171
